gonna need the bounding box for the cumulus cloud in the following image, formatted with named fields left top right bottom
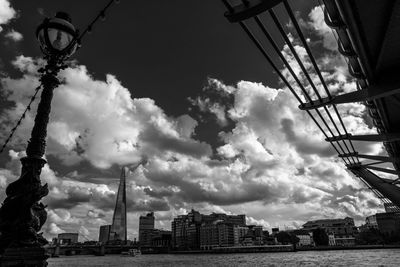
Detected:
left=0, top=71, right=383, bottom=238
left=184, top=1, right=385, bottom=223
left=1, top=63, right=383, bottom=239
left=0, top=0, right=16, bottom=32
left=1, top=56, right=211, bottom=169
left=0, top=3, right=387, bottom=240
left=0, top=153, right=176, bottom=240
left=189, top=78, right=235, bottom=127
left=308, top=6, right=337, bottom=51
left=5, top=29, right=22, bottom=41
left=247, top=216, right=271, bottom=229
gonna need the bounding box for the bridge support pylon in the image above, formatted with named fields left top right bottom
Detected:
left=350, top=166, right=400, bottom=208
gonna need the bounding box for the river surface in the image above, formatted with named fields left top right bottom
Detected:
left=47, top=249, right=400, bottom=266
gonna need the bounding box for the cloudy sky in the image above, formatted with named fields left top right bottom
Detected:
left=0, top=0, right=386, bottom=241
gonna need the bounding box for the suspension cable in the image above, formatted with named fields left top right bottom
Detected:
left=222, top=0, right=350, bottom=165
left=223, top=0, right=349, bottom=165
left=266, top=8, right=357, bottom=164
left=282, top=0, right=359, bottom=163
left=76, top=0, right=119, bottom=44
left=242, top=19, right=349, bottom=165
left=252, top=14, right=354, bottom=164
left=0, top=85, right=42, bottom=153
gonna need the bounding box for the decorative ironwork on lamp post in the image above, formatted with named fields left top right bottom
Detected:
left=0, top=11, right=79, bottom=264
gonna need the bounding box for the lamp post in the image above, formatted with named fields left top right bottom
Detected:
left=0, top=12, right=78, bottom=266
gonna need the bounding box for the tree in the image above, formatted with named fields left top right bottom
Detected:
left=276, top=231, right=291, bottom=245
left=290, top=234, right=300, bottom=245
left=312, top=228, right=329, bottom=246
left=355, top=228, right=383, bottom=245
left=276, top=231, right=300, bottom=245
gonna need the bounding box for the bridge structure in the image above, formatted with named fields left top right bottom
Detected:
left=46, top=244, right=139, bottom=257
left=45, top=244, right=169, bottom=257
left=220, top=0, right=400, bottom=210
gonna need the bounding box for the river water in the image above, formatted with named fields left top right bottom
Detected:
left=48, top=249, right=400, bottom=266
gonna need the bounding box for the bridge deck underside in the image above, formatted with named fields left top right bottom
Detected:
left=221, top=0, right=400, bottom=209
left=338, top=0, right=400, bottom=176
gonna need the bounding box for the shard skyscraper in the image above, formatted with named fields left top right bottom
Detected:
left=110, top=167, right=127, bottom=242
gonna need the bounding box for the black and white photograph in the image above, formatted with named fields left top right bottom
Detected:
left=0, top=0, right=399, bottom=266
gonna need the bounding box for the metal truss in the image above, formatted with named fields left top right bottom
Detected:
left=221, top=0, right=400, bottom=210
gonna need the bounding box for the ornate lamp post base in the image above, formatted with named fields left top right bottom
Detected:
left=0, top=63, right=60, bottom=266
left=0, top=157, right=49, bottom=251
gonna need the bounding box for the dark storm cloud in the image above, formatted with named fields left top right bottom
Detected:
left=244, top=160, right=280, bottom=176
left=296, top=167, right=306, bottom=176
left=366, top=199, right=381, bottom=209
left=205, top=159, right=231, bottom=167
left=46, top=185, right=116, bottom=210
left=281, top=118, right=335, bottom=157
left=87, top=209, right=106, bottom=219
left=45, top=179, right=171, bottom=213
left=308, top=164, right=346, bottom=185
left=144, top=168, right=285, bottom=206
left=46, top=198, right=83, bottom=210
left=126, top=198, right=170, bottom=212
left=288, top=187, right=323, bottom=204
left=177, top=181, right=280, bottom=206
left=189, top=78, right=235, bottom=127
left=333, top=195, right=357, bottom=205
left=140, top=125, right=212, bottom=158
left=143, top=187, right=174, bottom=198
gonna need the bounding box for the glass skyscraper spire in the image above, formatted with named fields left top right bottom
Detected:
left=110, top=167, right=127, bottom=242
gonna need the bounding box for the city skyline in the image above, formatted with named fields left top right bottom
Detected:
left=0, top=0, right=386, bottom=242
left=49, top=207, right=400, bottom=258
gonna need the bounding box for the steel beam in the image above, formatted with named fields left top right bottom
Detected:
left=224, top=0, right=283, bottom=22
left=380, top=177, right=400, bottom=185
left=350, top=166, right=400, bottom=207
left=325, top=133, right=400, bottom=142
left=299, top=86, right=400, bottom=110
left=364, top=165, right=399, bottom=176
left=349, top=163, right=399, bottom=176
left=339, top=152, right=400, bottom=163
left=362, top=161, right=386, bottom=167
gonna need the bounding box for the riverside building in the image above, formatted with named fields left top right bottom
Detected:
left=171, top=210, right=202, bottom=250
left=139, top=212, right=155, bottom=247
left=57, top=233, right=79, bottom=245
left=303, top=217, right=358, bottom=246
left=200, top=222, right=237, bottom=249
left=234, top=226, right=249, bottom=246
left=171, top=210, right=247, bottom=250
left=290, top=229, right=312, bottom=247
left=98, top=225, right=111, bottom=244
left=365, top=212, right=400, bottom=236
